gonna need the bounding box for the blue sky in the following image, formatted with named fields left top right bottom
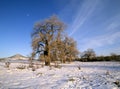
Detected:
left=0, top=0, right=120, bottom=57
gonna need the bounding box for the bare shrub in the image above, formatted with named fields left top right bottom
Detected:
left=5, top=62, right=10, bottom=68
left=55, top=65, right=62, bottom=69
left=68, top=77, right=75, bottom=82
left=106, top=70, right=110, bottom=75
left=36, top=65, right=40, bottom=69
left=36, top=72, right=43, bottom=77
left=77, top=65, right=81, bottom=70
left=54, top=61, right=61, bottom=69
left=16, top=65, right=26, bottom=70
left=29, top=62, right=34, bottom=68
left=32, top=66, right=36, bottom=71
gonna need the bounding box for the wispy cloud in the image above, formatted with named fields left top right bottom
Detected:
left=78, top=12, right=120, bottom=55
left=69, top=0, right=100, bottom=36
left=101, top=14, right=120, bottom=32
left=75, top=7, right=120, bottom=52
left=80, top=31, right=120, bottom=50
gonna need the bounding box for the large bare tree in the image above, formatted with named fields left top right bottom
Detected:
left=31, top=15, right=65, bottom=66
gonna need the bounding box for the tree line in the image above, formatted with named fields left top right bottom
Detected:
left=77, top=49, right=120, bottom=62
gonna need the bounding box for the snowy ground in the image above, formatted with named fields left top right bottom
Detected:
left=0, top=61, right=120, bottom=89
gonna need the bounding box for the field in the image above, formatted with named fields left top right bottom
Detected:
left=0, top=61, right=120, bottom=89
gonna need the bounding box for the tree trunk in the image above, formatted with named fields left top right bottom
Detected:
left=44, top=40, right=51, bottom=66
left=63, top=56, right=66, bottom=63
left=44, top=51, right=50, bottom=66
left=45, top=60, right=50, bottom=66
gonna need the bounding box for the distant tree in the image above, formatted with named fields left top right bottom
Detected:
left=110, top=53, right=117, bottom=61
left=110, top=53, right=117, bottom=57
left=31, top=15, right=65, bottom=66
left=81, top=48, right=96, bottom=61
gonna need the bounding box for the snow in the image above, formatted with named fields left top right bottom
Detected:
left=0, top=61, right=120, bottom=89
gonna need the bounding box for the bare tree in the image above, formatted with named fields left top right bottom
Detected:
left=47, top=35, right=79, bottom=63
left=60, top=36, right=79, bottom=63
left=32, top=15, right=65, bottom=66
left=81, top=48, right=96, bottom=61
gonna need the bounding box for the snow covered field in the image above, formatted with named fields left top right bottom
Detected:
left=0, top=61, right=120, bottom=89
